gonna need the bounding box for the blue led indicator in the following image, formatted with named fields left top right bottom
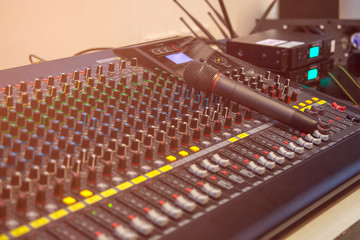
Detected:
left=307, top=68, right=318, bottom=80
left=309, top=46, right=320, bottom=58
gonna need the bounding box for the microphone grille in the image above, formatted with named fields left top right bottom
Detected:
left=183, top=61, right=218, bottom=92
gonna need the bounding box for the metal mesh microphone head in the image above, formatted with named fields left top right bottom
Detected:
left=183, top=61, right=218, bottom=93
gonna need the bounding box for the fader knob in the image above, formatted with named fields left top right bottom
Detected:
left=192, top=128, right=201, bottom=141
left=16, top=193, right=27, bottom=214
left=54, top=180, right=64, bottom=198
left=157, top=142, right=166, bottom=156
left=130, top=57, right=138, bottom=67
left=0, top=201, right=6, bottom=221
left=244, top=109, right=252, bottom=120
left=108, top=63, right=115, bottom=73
left=35, top=186, right=46, bottom=207
left=291, top=91, right=298, bottom=102
left=87, top=167, right=97, bottom=185
left=71, top=173, right=81, bottom=191
left=144, top=146, right=154, bottom=161
left=213, top=120, right=222, bottom=133
left=102, top=162, right=112, bottom=178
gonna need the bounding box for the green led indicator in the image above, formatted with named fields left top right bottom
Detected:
left=307, top=68, right=318, bottom=80
left=108, top=203, right=112, bottom=208
left=92, top=210, right=96, bottom=215
left=309, top=46, right=320, bottom=58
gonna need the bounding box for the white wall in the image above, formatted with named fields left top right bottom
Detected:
left=0, top=0, right=358, bottom=70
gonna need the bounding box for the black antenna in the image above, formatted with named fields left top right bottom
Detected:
left=173, top=0, right=217, bottom=42
left=218, top=0, right=238, bottom=38
left=180, top=17, right=200, bottom=38
left=250, top=0, right=278, bottom=34
left=204, top=0, right=227, bottom=27
left=208, top=12, right=230, bottom=39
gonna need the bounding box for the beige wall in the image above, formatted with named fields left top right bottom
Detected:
left=0, top=0, right=358, bottom=70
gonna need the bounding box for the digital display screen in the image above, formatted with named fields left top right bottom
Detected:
left=307, top=68, right=318, bottom=80
left=165, top=52, right=193, bottom=64
left=309, top=46, right=320, bottom=58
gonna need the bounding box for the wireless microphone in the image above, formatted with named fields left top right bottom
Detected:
left=183, top=61, right=318, bottom=133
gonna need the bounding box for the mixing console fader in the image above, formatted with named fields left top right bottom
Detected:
left=0, top=36, right=359, bottom=240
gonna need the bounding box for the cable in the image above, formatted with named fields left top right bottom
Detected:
left=29, top=54, right=47, bottom=64
left=328, top=71, right=359, bottom=106
left=73, top=47, right=112, bottom=56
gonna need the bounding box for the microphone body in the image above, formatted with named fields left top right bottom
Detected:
left=183, top=61, right=318, bottom=133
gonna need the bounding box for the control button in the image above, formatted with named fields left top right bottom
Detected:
left=178, top=151, right=189, bottom=157
left=201, top=141, right=211, bottom=148
left=312, top=97, right=319, bottom=101
left=298, top=103, right=306, bottom=107
left=305, top=100, right=313, bottom=104
left=200, top=159, right=220, bottom=173
left=62, top=196, right=76, bottom=205
left=166, top=155, right=177, bottom=162
left=211, top=154, right=230, bottom=167
left=190, top=146, right=200, bottom=152
left=80, top=189, right=93, bottom=198
left=212, top=136, right=222, bottom=143
left=188, top=164, right=208, bottom=178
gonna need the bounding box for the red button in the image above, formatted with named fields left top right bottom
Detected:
left=243, top=159, right=249, bottom=164
left=232, top=165, right=238, bottom=170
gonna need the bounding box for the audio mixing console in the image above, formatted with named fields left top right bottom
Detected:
left=0, top=36, right=359, bottom=240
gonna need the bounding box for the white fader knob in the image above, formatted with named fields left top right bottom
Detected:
left=211, top=154, right=230, bottom=167
left=174, top=195, right=197, bottom=212
left=287, top=142, right=304, bottom=154
left=200, top=159, right=220, bottom=173
left=161, top=202, right=183, bottom=219
left=277, top=147, right=295, bottom=159
left=296, top=137, right=313, bottom=149
left=201, top=183, right=222, bottom=198
left=313, top=130, right=329, bottom=142
left=305, top=133, right=322, bottom=145
left=113, top=224, right=138, bottom=240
